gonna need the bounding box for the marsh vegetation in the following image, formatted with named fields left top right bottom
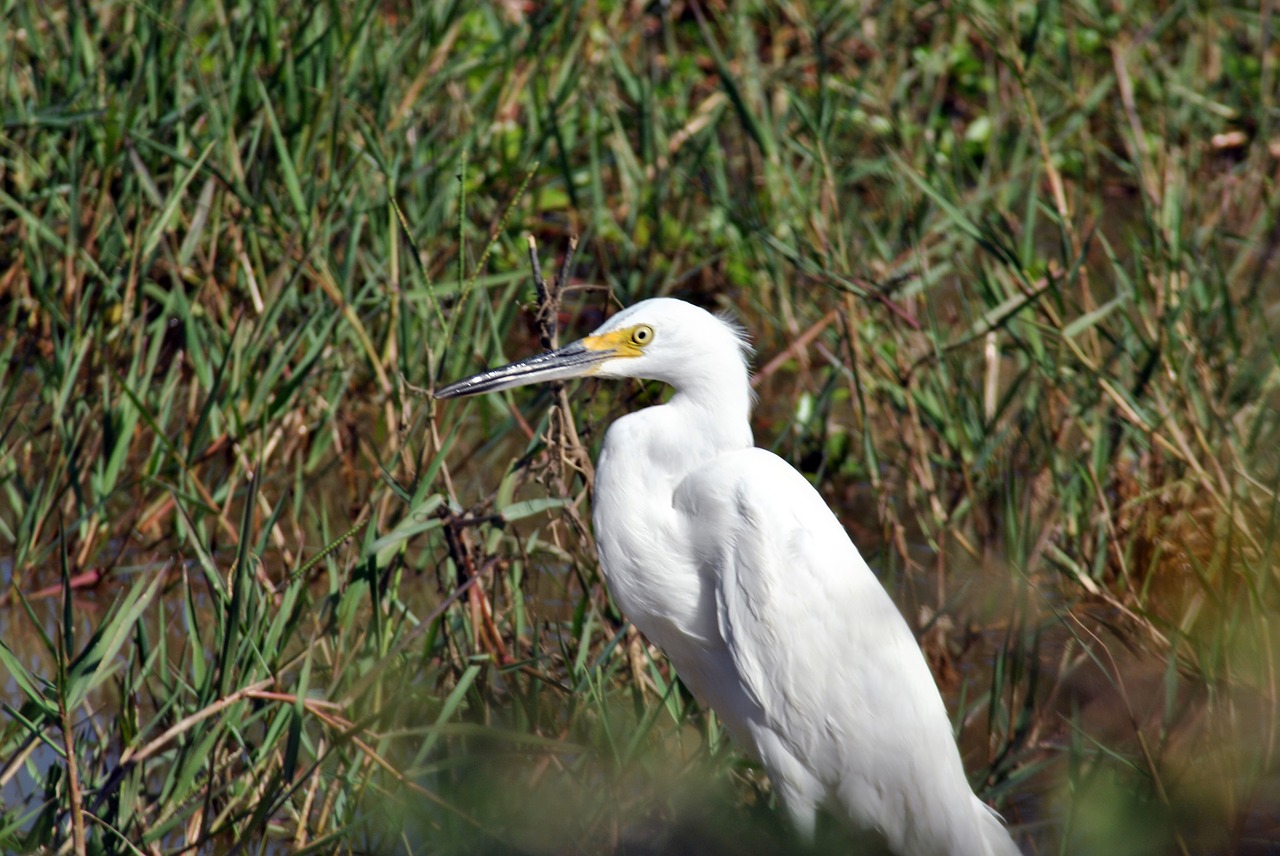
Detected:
left=2, top=2, right=1279, bottom=853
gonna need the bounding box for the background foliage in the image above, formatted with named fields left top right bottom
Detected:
left=2, top=0, right=1278, bottom=853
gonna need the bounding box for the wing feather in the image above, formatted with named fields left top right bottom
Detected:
left=675, top=447, right=1006, bottom=855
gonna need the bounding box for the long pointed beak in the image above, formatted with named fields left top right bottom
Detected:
left=434, top=339, right=616, bottom=399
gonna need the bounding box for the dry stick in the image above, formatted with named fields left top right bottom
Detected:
left=293, top=737, right=325, bottom=849
left=313, top=752, right=343, bottom=839
left=503, top=396, right=539, bottom=441
left=473, top=559, right=511, bottom=663
left=82, top=677, right=279, bottom=822
left=443, top=520, right=510, bottom=663
left=244, top=690, right=342, bottom=708
left=60, top=691, right=87, bottom=856
left=118, top=678, right=277, bottom=768
left=750, top=308, right=838, bottom=388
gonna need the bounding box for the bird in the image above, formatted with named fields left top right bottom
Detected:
left=435, top=297, right=1021, bottom=856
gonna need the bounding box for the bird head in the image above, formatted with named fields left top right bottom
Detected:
left=434, top=298, right=751, bottom=400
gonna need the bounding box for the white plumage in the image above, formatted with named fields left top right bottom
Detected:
left=436, top=298, right=1020, bottom=856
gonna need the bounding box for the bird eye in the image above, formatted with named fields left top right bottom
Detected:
left=630, top=324, right=654, bottom=346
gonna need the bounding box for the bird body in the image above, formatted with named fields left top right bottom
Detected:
left=437, top=298, right=1020, bottom=856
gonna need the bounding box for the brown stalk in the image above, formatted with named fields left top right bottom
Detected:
left=118, top=678, right=276, bottom=768
left=750, top=308, right=838, bottom=388
left=442, top=518, right=510, bottom=663
left=59, top=693, right=87, bottom=856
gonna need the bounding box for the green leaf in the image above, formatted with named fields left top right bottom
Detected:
left=498, top=497, right=568, bottom=522
left=0, top=641, right=57, bottom=719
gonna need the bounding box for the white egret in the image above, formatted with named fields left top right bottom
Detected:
left=436, top=298, right=1020, bottom=856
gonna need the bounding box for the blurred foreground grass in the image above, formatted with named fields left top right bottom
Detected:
left=2, top=1, right=1279, bottom=853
